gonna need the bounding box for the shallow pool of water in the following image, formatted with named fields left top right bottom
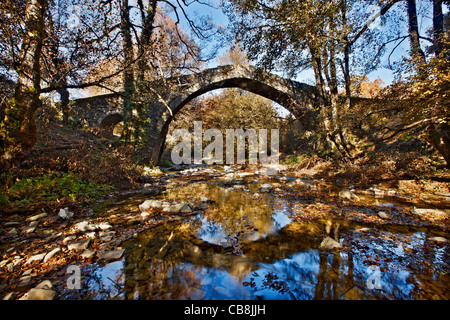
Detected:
left=63, top=178, right=450, bottom=300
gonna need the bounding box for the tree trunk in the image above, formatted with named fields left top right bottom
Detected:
left=433, top=0, right=443, bottom=57
left=0, top=0, right=47, bottom=166
left=133, top=0, right=158, bottom=143
left=121, top=0, right=135, bottom=142
left=406, top=0, right=426, bottom=62
left=427, top=122, right=450, bottom=168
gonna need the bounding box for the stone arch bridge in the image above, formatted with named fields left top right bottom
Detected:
left=73, top=64, right=320, bottom=163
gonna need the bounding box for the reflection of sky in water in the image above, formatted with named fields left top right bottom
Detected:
left=78, top=181, right=448, bottom=300
left=195, top=205, right=292, bottom=245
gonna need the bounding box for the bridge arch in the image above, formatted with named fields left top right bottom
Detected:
left=99, top=113, right=123, bottom=139
left=149, top=64, right=319, bottom=163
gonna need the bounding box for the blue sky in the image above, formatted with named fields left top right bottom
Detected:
left=173, top=0, right=442, bottom=87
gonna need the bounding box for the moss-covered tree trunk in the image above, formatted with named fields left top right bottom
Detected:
left=0, top=0, right=47, bottom=167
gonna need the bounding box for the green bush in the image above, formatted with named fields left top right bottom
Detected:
left=0, top=171, right=114, bottom=205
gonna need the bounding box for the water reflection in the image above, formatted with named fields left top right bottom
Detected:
left=72, top=182, right=449, bottom=300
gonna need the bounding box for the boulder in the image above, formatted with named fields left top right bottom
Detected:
left=319, top=237, right=342, bottom=251
left=24, top=288, right=56, bottom=300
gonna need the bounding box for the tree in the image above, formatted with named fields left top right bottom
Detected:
left=0, top=0, right=47, bottom=167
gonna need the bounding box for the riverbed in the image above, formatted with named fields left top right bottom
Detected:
left=58, top=165, right=450, bottom=300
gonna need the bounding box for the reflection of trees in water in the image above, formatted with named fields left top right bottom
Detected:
left=123, top=257, right=203, bottom=299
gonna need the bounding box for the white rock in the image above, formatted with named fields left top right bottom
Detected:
left=377, top=211, right=389, bottom=219
left=58, top=208, right=70, bottom=219
left=26, top=213, right=47, bottom=222
left=319, top=237, right=342, bottom=251
left=43, top=247, right=61, bottom=262
left=428, top=236, right=448, bottom=243
left=26, top=253, right=46, bottom=264
left=339, top=189, right=359, bottom=200
left=97, top=222, right=112, bottom=230
left=23, top=288, right=56, bottom=300
left=74, top=221, right=96, bottom=232
left=163, top=202, right=191, bottom=214
left=139, top=199, right=163, bottom=212
left=23, top=221, right=39, bottom=234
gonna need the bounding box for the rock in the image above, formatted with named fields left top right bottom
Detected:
left=80, top=249, right=95, bottom=259
left=163, top=202, right=191, bottom=214
left=377, top=211, right=389, bottom=219
left=99, top=231, right=115, bottom=241
left=67, top=239, right=91, bottom=251
left=428, top=236, right=448, bottom=243
left=17, top=275, right=32, bottom=288
left=23, top=220, right=39, bottom=234
left=22, top=269, right=32, bottom=276
left=7, top=228, right=18, bottom=236
left=319, top=237, right=342, bottom=251
left=259, top=183, right=273, bottom=192
left=3, top=292, right=17, bottom=300
left=62, top=235, right=77, bottom=244
left=339, top=189, right=359, bottom=200
left=412, top=208, right=449, bottom=218
left=26, top=212, right=48, bottom=222
left=190, top=288, right=205, bottom=300
left=97, top=222, right=112, bottom=230
left=4, top=221, right=19, bottom=226
left=139, top=199, right=163, bottom=212
left=197, top=203, right=209, bottom=210
left=74, top=221, right=96, bottom=232
left=23, top=288, right=56, bottom=300
left=43, top=247, right=61, bottom=262
left=35, top=280, right=53, bottom=290
left=58, top=208, right=73, bottom=220
left=98, top=249, right=125, bottom=262
left=26, top=253, right=46, bottom=264
left=199, top=196, right=209, bottom=202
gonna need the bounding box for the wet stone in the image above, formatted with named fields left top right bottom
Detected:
left=98, top=249, right=125, bottom=262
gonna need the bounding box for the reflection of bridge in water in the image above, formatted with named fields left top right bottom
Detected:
left=72, top=64, right=320, bottom=163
